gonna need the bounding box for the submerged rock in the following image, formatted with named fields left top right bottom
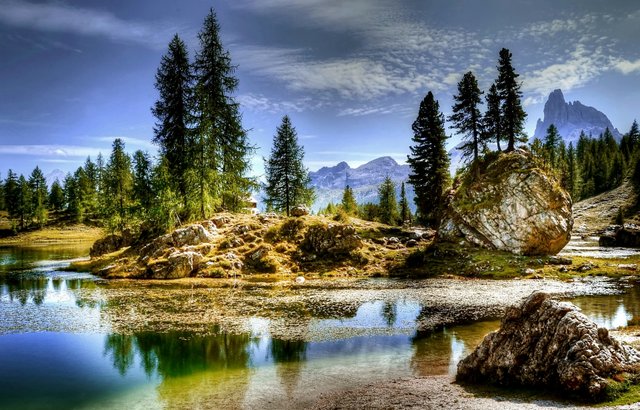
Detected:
left=439, top=150, right=573, bottom=255
left=456, top=292, right=640, bottom=401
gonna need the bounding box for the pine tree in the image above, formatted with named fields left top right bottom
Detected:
left=543, top=124, right=561, bottom=168
left=17, top=175, right=32, bottom=229
left=193, top=8, right=255, bottom=215
left=407, top=91, right=450, bottom=227
left=449, top=71, right=484, bottom=164
left=149, top=158, right=181, bottom=233
left=495, top=48, right=527, bottom=151
left=49, top=180, right=65, bottom=212
left=567, top=142, right=579, bottom=199
left=104, top=139, right=133, bottom=232
left=264, top=116, right=314, bottom=216
left=29, top=166, right=48, bottom=227
left=341, top=185, right=358, bottom=215
left=399, top=182, right=412, bottom=225
left=63, top=173, right=81, bottom=221
left=4, top=170, right=19, bottom=222
left=483, top=82, right=503, bottom=152
left=152, top=34, right=193, bottom=210
left=132, top=150, right=153, bottom=214
left=378, top=176, right=399, bottom=226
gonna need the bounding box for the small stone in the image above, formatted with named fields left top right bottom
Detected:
left=294, top=276, right=305, bottom=284
left=524, top=268, right=536, bottom=275
left=290, top=205, right=310, bottom=217
left=617, top=264, right=638, bottom=271
left=406, top=239, right=418, bottom=248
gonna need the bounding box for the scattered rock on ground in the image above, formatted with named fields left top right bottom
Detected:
left=456, top=292, right=640, bottom=401
left=302, top=223, right=361, bottom=255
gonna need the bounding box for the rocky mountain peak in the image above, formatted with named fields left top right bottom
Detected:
left=534, top=89, right=621, bottom=143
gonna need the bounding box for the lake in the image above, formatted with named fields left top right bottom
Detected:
left=0, top=244, right=636, bottom=409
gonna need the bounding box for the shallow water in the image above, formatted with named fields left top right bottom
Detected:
left=560, top=235, right=640, bottom=258
left=0, top=245, right=638, bottom=409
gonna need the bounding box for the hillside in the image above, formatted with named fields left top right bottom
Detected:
left=573, top=180, right=637, bottom=234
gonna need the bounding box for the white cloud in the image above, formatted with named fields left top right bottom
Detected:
left=338, top=104, right=410, bottom=117
left=0, top=0, right=175, bottom=48
left=236, top=93, right=322, bottom=114
left=0, top=144, right=103, bottom=157
left=614, top=59, right=640, bottom=75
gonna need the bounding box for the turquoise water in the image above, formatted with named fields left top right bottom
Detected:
left=0, top=245, right=636, bottom=409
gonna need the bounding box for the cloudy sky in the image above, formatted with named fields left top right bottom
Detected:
left=1, top=0, right=640, bottom=179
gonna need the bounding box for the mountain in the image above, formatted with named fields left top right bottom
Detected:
left=533, top=89, right=622, bottom=144
left=309, top=156, right=415, bottom=212
left=45, top=169, right=66, bottom=188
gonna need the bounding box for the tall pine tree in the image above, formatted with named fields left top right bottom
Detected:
left=193, top=9, right=255, bottom=215
left=449, top=71, right=484, bottom=164
left=264, top=116, right=314, bottom=216
left=483, top=82, right=503, bottom=152
left=378, top=176, right=399, bottom=226
left=399, top=182, right=412, bottom=225
left=407, top=91, right=450, bottom=227
left=104, top=139, right=133, bottom=232
left=29, top=166, right=48, bottom=227
left=152, top=34, right=193, bottom=210
left=496, top=48, right=527, bottom=151
left=543, top=124, right=561, bottom=168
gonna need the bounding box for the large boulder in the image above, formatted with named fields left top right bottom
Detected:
left=139, top=224, right=216, bottom=260
left=147, top=251, right=204, bottom=279
left=439, top=150, right=573, bottom=255
left=456, top=292, right=640, bottom=401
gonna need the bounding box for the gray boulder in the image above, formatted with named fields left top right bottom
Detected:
left=291, top=205, right=310, bottom=217
left=439, top=150, right=573, bottom=255
left=302, top=223, right=361, bottom=255
left=456, top=292, right=640, bottom=401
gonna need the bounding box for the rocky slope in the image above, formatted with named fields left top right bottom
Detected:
left=309, top=156, right=415, bottom=212
left=439, top=150, right=573, bottom=255
left=533, top=89, right=622, bottom=143
left=573, top=180, right=637, bottom=235
left=85, top=213, right=435, bottom=279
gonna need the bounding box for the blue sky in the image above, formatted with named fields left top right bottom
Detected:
left=1, top=0, right=640, bottom=179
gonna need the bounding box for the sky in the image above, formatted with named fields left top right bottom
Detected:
left=1, top=0, right=640, bottom=180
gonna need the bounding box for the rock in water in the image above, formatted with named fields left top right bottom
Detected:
left=439, top=150, right=572, bottom=255
left=456, top=292, right=640, bottom=401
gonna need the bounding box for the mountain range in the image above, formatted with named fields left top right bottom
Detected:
left=308, top=156, right=415, bottom=212
left=533, top=89, right=622, bottom=143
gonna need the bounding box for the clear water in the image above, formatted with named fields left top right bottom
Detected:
left=0, top=245, right=637, bottom=409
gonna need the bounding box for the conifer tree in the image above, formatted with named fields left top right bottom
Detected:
left=378, top=176, right=399, bottom=226
left=449, top=71, right=484, bottom=164
left=104, top=139, right=133, bottom=232
left=193, top=9, right=255, bottom=215
left=49, top=180, right=65, bottom=212
left=495, top=48, right=527, bottom=151
left=399, top=182, right=412, bottom=225
left=152, top=34, right=193, bottom=210
left=543, top=124, right=561, bottom=168
left=264, top=116, right=314, bottom=216
left=17, top=175, right=32, bottom=229
left=483, top=82, right=502, bottom=152
left=566, top=142, right=579, bottom=199
left=4, top=170, right=19, bottom=222
left=407, top=91, right=450, bottom=227
left=341, top=185, right=358, bottom=215
left=29, top=166, right=48, bottom=227
left=63, top=173, right=81, bottom=220
left=132, top=150, right=153, bottom=214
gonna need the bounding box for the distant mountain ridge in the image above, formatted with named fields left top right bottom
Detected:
left=309, top=156, right=415, bottom=212
left=534, top=89, right=621, bottom=143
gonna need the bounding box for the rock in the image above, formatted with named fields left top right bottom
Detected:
left=617, top=264, right=638, bottom=271
left=547, top=256, right=573, bottom=265
left=533, top=89, right=622, bottom=144
left=148, top=251, right=203, bottom=279
left=406, top=239, right=418, bottom=248
left=302, top=223, right=362, bottom=255
left=90, top=231, right=133, bottom=257
left=524, top=268, right=536, bottom=275
left=172, top=224, right=215, bottom=247
left=456, top=292, right=640, bottom=401
left=439, top=150, right=573, bottom=255
left=211, top=215, right=231, bottom=228
left=600, top=226, right=640, bottom=248
left=290, top=205, right=310, bottom=217
left=294, top=276, right=305, bottom=284
left=577, top=262, right=595, bottom=272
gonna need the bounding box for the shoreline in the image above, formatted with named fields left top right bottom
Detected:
left=0, top=225, right=103, bottom=247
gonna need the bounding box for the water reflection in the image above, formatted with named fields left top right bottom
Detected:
left=0, top=275, right=97, bottom=307
left=569, top=281, right=640, bottom=328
